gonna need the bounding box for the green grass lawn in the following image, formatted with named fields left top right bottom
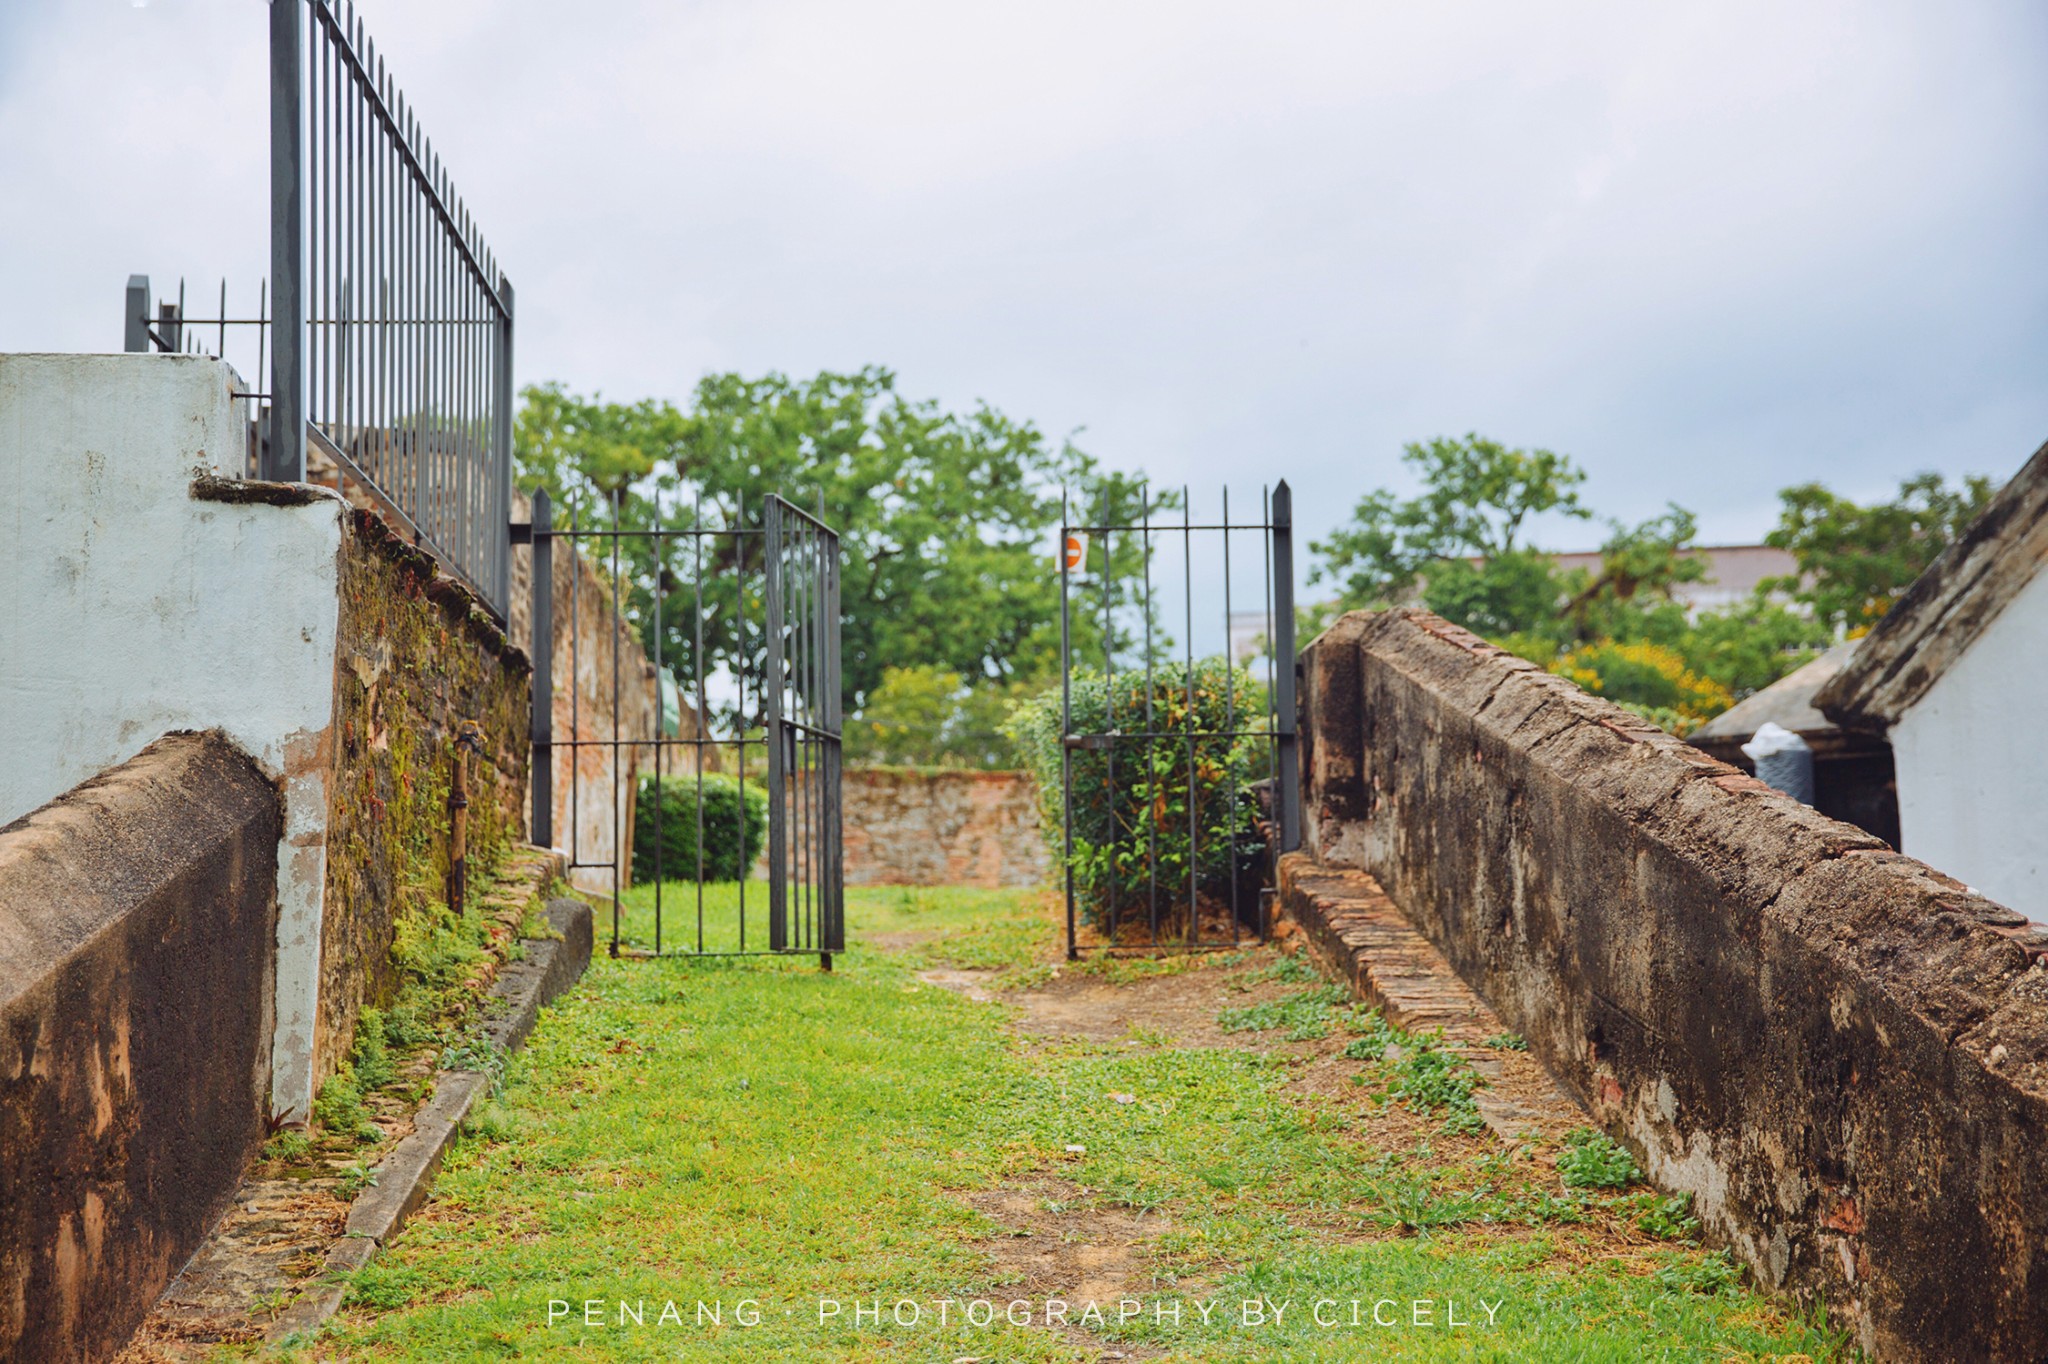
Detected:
left=312, top=884, right=1843, bottom=1362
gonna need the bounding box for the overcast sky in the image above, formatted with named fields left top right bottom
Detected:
left=5, top=1, right=2047, bottom=565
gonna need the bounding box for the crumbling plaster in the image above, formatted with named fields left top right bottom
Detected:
left=0, top=354, right=344, bottom=1122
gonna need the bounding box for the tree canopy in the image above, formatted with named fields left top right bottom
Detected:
left=1307, top=434, right=1848, bottom=731
left=1763, top=472, right=1996, bottom=632
left=516, top=369, right=1158, bottom=720
left=1311, top=435, right=1591, bottom=609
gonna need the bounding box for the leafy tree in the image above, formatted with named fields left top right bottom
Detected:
left=843, top=664, right=1032, bottom=769
left=515, top=370, right=1167, bottom=727
left=1311, top=436, right=1836, bottom=722
left=1311, top=434, right=1591, bottom=610
left=1561, top=506, right=1708, bottom=642
left=1763, top=472, right=1996, bottom=631
left=1417, top=550, right=1568, bottom=639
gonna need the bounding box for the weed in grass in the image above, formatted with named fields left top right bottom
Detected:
left=1559, top=1127, right=1642, bottom=1189
left=1248, top=952, right=1318, bottom=985
left=1218, top=984, right=1349, bottom=1038
left=311, top=1070, right=377, bottom=1146
left=379, top=998, right=437, bottom=1051
left=1379, top=1032, right=1488, bottom=1135
left=337, top=1162, right=379, bottom=1201
left=262, top=1129, right=311, bottom=1164
left=463, top=1101, right=531, bottom=1145
left=1657, top=1249, right=1745, bottom=1296
left=1635, top=1190, right=1703, bottom=1240
left=440, top=1030, right=507, bottom=1095
left=1380, top=1174, right=1501, bottom=1233
left=1518, top=1188, right=1588, bottom=1225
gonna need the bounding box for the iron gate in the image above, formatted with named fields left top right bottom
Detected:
left=523, top=491, right=844, bottom=967
left=1057, top=481, right=1300, bottom=957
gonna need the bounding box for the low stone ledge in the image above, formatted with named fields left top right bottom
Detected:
left=266, top=897, right=593, bottom=1344
left=1278, top=852, right=1583, bottom=1143
left=1301, top=606, right=2048, bottom=1361
left=0, top=732, right=281, bottom=1364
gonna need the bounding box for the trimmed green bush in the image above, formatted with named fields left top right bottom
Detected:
left=632, top=773, right=769, bottom=884
left=1008, top=657, right=1263, bottom=937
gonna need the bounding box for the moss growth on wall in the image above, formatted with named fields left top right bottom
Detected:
left=316, top=510, right=531, bottom=1095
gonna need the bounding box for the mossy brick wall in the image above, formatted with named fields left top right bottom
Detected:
left=1299, top=607, right=2048, bottom=1363
left=316, top=510, right=530, bottom=1084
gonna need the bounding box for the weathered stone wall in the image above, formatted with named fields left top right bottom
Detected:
left=1299, top=607, right=2048, bottom=1362
left=508, top=498, right=663, bottom=895
left=318, top=510, right=531, bottom=1086
left=841, top=768, right=1049, bottom=887
left=0, top=733, right=281, bottom=1364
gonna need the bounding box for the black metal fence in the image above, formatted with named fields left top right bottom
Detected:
left=1057, top=481, right=1299, bottom=957
left=525, top=491, right=845, bottom=966
left=127, top=0, right=514, bottom=620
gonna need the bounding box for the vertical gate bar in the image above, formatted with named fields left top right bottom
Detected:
left=569, top=495, right=582, bottom=928
left=765, top=498, right=788, bottom=952
left=1059, top=489, right=1076, bottom=961
left=266, top=0, right=306, bottom=482
left=790, top=516, right=806, bottom=950
left=1260, top=485, right=1276, bottom=943
left=1183, top=485, right=1197, bottom=947
left=1099, top=482, right=1117, bottom=947
left=651, top=482, right=665, bottom=955
left=530, top=491, right=553, bottom=848
left=694, top=497, right=706, bottom=953
left=610, top=487, right=624, bottom=956
left=1272, top=479, right=1300, bottom=855
left=494, top=278, right=515, bottom=615
left=736, top=497, right=748, bottom=952
left=1142, top=483, right=1158, bottom=943
left=823, top=522, right=844, bottom=955
left=811, top=521, right=823, bottom=951
left=1222, top=486, right=1239, bottom=947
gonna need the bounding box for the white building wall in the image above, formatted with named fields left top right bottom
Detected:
left=0, top=353, right=344, bottom=1120
left=1889, top=563, right=2048, bottom=922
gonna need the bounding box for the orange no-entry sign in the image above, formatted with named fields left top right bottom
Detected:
left=1062, top=533, right=1085, bottom=572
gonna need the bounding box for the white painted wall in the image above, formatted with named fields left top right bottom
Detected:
left=1890, top=562, right=2048, bottom=922
left=0, top=353, right=344, bottom=1120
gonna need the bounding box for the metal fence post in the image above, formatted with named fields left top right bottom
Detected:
left=1272, top=480, right=1301, bottom=853
left=264, top=0, right=305, bottom=483
left=764, top=499, right=789, bottom=952
left=124, top=276, right=151, bottom=352
left=820, top=527, right=845, bottom=955
left=494, top=277, right=516, bottom=612
left=530, top=491, right=554, bottom=848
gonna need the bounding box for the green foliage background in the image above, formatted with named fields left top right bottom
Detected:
left=1308, top=434, right=1995, bottom=731
left=1009, top=659, right=1264, bottom=934
left=631, top=774, right=769, bottom=884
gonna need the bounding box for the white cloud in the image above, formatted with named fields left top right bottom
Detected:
left=4, top=0, right=2046, bottom=579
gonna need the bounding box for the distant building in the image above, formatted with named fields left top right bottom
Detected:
left=1819, top=442, right=2048, bottom=921
left=1534, top=543, right=1796, bottom=613
left=1243, top=542, right=1798, bottom=662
